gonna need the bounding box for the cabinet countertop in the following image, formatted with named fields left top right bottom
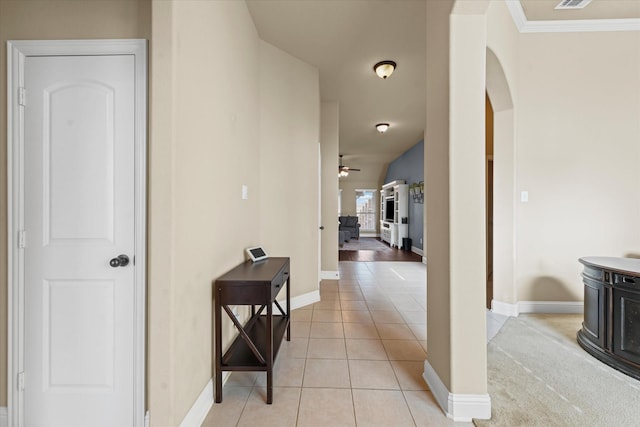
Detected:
left=579, top=256, right=640, bottom=276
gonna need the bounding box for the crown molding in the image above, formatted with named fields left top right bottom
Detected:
left=506, top=0, right=528, bottom=31
left=506, top=0, right=640, bottom=33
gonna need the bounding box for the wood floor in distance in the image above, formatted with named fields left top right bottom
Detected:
left=339, top=238, right=422, bottom=262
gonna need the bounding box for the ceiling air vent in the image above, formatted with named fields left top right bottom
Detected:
left=555, top=0, right=593, bottom=9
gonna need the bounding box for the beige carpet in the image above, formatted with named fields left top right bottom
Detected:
left=475, top=314, right=640, bottom=427
left=340, top=237, right=390, bottom=251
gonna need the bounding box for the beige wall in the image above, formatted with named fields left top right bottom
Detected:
left=258, top=39, right=320, bottom=297
left=149, top=2, right=320, bottom=424
left=148, top=0, right=175, bottom=421
left=150, top=1, right=266, bottom=423
left=515, top=30, right=640, bottom=302
left=425, top=0, right=490, bottom=404
left=449, top=9, right=489, bottom=394
left=486, top=0, right=640, bottom=306
left=321, top=102, right=340, bottom=273
left=425, top=0, right=640, bottom=411
left=425, top=0, right=454, bottom=390
left=0, top=0, right=319, bottom=423
left=0, top=0, right=151, bottom=409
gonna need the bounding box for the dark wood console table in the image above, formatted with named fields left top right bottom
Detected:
left=214, top=257, right=290, bottom=404
left=577, top=256, right=640, bottom=380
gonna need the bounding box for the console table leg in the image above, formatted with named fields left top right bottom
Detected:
left=286, top=275, right=291, bottom=341
left=215, top=287, right=223, bottom=403
left=266, top=301, right=273, bottom=404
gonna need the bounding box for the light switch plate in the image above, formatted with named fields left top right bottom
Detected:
left=242, top=185, right=248, bottom=200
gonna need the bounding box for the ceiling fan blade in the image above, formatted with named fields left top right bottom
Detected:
left=338, top=156, right=361, bottom=172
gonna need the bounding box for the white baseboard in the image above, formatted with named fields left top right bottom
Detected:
left=422, top=256, right=427, bottom=264
left=447, top=393, right=492, bottom=422
left=491, top=299, right=584, bottom=317
left=422, top=360, right=449, bottom=414
left=411, top=246, right=423, bottom=256
left=519, top=301, right=583, bottom=314
left=179, top=379, right=213, bottom=427
left=273, top=290, right=320, bottom=312
left=320, top=270, right=340, bottom=280
left=491, top=299, right=519, bottom=317
left=288, top=290, right=320, bottom=310
left=423, top=361, right=491, bottom=422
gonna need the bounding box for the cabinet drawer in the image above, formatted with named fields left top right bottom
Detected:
left=272, top=270, right=289, bottom=299
left=615, top=274, right=638, bottom=287
left=219, top=284, right=270, bottom=305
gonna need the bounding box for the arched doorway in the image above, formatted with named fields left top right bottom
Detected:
left=486, top=47, right=516, bottom=314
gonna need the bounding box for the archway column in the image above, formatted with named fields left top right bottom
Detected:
left=424, top=1, right=491, bottom=421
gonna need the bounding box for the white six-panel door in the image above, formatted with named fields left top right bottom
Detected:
left=8, top=40, right=146, bottom=427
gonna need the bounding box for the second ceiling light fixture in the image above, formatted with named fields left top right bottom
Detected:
left=373, top=60, right=396, bottom=134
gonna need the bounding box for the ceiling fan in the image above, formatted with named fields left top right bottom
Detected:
left=338, top=155, right=360, bottom=177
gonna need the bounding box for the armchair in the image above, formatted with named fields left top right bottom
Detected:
left=339, top=215, right=360, bottom=240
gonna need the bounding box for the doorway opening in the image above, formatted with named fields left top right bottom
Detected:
left=486, top=93, right=494, bottom=309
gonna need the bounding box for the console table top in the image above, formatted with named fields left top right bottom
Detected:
left=579, top=256, right=640, bottom=276
left=216, top=257, right=289, bottom=284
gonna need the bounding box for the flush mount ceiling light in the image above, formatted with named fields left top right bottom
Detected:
left=373, top=60, right=396, bottom=79
left=376, top=123, right=390, bottom=133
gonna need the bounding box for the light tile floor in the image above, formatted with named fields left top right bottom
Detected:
left=203, top=261, right=501, bottom=426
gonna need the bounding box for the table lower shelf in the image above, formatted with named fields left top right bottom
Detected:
left=221, top=314, right=290, bottom=370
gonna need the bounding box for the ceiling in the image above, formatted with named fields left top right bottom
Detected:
left=520, top=0, right=640, bottom=21
left=246, top=0, right=638, bottom=179
left=246, top=0, right=426, bottom=178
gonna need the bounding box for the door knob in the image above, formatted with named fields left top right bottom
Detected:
left=109, top=254, right=130, bottom=268
left=319, top=226, right=324, bottom=230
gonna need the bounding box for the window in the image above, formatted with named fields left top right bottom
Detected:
left=355, top=189, right=376, bottom=232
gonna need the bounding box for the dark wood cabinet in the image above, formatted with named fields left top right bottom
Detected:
left=214, top=257, right=290, bottom=404
left=612, top=287, right=640, bottom=366
left=577, top=257, right=640, bottom=380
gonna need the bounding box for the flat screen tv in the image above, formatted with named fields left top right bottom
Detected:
left=385, top=199, right=394, bottom=221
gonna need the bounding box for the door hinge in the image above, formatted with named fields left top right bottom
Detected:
left=18, top=87, right=26, bottom=106
left=18, top=230, right=26, bottom=249
left=17, top=372, right=24, bottom=391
